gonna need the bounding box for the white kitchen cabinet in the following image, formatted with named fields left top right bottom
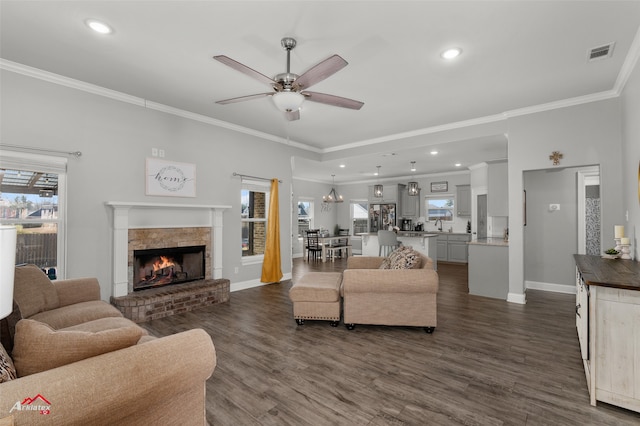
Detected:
left=456, top=185, right=471, bottom=217
left=436, top=233, right=471, bottom=263
left=574, top=255, right=640, bottom=413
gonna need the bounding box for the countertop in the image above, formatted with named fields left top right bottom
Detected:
left=574, top=254, right=640, bottom=291
left=468, top=238, right=509, bottom=247
left=357, top=232, right=450, bottom=237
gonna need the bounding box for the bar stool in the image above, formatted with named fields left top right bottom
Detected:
left=378, top=230, right=401, bottom=256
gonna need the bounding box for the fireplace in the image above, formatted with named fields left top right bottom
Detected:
left=133, top=245, right=205, bottom=291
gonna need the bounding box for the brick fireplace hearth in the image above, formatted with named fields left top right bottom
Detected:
left=106, top=202, right=231, bottom=321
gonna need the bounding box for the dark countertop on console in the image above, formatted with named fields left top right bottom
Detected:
left=574, top=254, right=640, bottom=291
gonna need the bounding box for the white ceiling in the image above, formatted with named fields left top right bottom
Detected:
left=1, top=1, right=639, bottom=184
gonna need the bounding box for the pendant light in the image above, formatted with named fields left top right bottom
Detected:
left=323, top=174, right=343, bottom=203
left=408, top=161, right=419, bottom=196
left=373, top=166, right=383, bottom=198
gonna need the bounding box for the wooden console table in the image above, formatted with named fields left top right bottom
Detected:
left=574, top=255, right=640, bottom=412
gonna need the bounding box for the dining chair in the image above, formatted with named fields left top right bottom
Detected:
left=305, top=230, right=323, bottom=261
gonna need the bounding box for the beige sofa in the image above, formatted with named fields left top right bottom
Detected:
left=1, top=265, right=216, bottom=425
left=341, top=252, right=439, bottom=332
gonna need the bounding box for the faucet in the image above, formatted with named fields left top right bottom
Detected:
left=435, top=219, right=443, bottom=231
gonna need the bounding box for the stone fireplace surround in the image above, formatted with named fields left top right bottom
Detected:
left=106, top=202, right=231, bottom=321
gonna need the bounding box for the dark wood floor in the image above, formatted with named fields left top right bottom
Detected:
left=142, top=258, right=640, bottom=425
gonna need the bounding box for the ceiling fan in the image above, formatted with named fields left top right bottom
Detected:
left=213, top=37, right=364, bottom=121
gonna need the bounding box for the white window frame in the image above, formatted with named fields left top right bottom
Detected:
left=297, top=198, right=314, bottom=238
left=350, top=200, right=368, bottom=235
left=0, top=150, right=67, bottom=278
left=241, top=179, right=270, bottom=266
left=425, top=194, right=455, bottom=222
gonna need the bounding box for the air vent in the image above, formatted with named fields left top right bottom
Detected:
left=588, top=42, right=615, bottom=62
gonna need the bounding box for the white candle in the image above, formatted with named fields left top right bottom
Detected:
left=620, top=237, right=630, bottom=245
left=615, top=225, right=625, bottom=238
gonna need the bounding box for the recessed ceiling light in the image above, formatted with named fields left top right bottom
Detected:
left=430, top=150, right=438, bottom=155
left=339, top=164, right=346, bottom=168
left=455, top=163, right=462, bottom=167
left=441, top=48, right=462, bottom=60
left=86, top=19, right=113, bottom=35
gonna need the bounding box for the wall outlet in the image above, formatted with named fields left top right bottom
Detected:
left=549, top=204, right=560, bottom=211
left=151, top=148, right=158, bottom=157
left=158, top=149, right=165, bottom=158
left=234, top=267, right=239, bottom=274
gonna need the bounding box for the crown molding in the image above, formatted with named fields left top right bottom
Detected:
left=614, top=24, right=640, bottom=96
left=0, top=59, right=321, bottom=154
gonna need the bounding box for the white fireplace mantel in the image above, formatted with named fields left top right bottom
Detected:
left=106, top=201, right=231, bottom=297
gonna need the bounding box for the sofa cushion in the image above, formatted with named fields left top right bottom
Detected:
left=12, top=319, right=144, bottom=377
left=62, top=316, right=148, bottom=335
left=383, top=246, right=422, bottom=270
left=13, top=264, right=60, bottom=318
left=0, top=343, right=17, bottom=383
left=29, top=300, right=123, bottom=329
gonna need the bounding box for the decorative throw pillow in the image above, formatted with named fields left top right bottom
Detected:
left=389, top=246, right=422, bottom=270
left=378, top=257, right=391, bottom=269
left=11, top=319, right=143, bottom=377
left=0, top=343, right=17, bottom=383
left=13, top=264, right=60, bottom=318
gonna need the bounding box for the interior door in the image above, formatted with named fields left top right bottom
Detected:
left=477, top=194, right=487, bottom=239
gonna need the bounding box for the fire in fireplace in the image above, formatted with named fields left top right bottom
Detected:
left=133, top=245, right=205, bottom=291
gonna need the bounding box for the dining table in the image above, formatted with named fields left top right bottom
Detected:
left=305, top=234, right=352, bottom=262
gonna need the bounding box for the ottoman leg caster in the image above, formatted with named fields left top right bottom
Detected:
left=296, top=319, right=305, bottom=325
left=330, top=321, right=339, bottom=327
left=346, top=323, right=355, bottom=330
left=424, top=327, right=435, bottom=334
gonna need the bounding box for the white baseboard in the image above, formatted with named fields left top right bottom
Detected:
left=507, top=292, right=527, bottom=304
left=525, top=280, right=576, bottom=295
left=231, top=272, right=292, bottom=292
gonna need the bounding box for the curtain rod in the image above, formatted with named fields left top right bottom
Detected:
left=0, top=144, right=82, bottom=157
left=233, top=172, right=282, bottom=183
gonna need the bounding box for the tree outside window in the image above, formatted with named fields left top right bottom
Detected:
left=0, top=168, right=61, bottom=277
left=426, top=197, right=454, bottom=222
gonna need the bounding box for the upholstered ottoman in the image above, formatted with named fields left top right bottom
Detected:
left=289, top=272, right=342, bottom=327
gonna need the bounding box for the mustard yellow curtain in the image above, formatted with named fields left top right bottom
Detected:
left=261, top=178, right=283, bottom=283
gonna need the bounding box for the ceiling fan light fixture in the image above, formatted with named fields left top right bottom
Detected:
left=272, top=91, right=305, bottom=112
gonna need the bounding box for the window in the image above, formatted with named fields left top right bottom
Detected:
left=297, top=199, right=313, bottom=237
left=241, top=181, right=269, bottom=261
left=0, top=151, right=67, bottom=278
left=351, top=201, right=368, bottom=235
left=426, top=197, right=454, bottom=222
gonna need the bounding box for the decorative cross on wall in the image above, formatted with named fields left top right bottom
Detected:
left=549, top=151, right=563, bottom=166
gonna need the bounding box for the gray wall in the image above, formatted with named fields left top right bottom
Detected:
left=523, top=167, right=584, bottom=290
left=507, top=98, right=624, bottom=302
left=621, top=54, right=640, bottom=260
left=1, top=70, right=314, bottom=299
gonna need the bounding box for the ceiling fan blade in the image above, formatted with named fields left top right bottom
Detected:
left=213, top=55, right=277, bottom=87
left=295, top=54, right=348, bottom=90
left=285, top=110, right=300, bottom=121
left=216, top=93, right=273, bottom=105
left=303, top=91, right=364, bottom=110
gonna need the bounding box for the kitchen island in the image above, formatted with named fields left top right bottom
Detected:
left=359, top=231, right=439, bottom=270
left=467, top=238, right=509, bottom=299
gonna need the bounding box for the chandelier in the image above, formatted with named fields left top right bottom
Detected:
left=408, top=161, right=419, bottom=196
left=323, top=174, right=343, bottom=203
left=374, top=166, right=383, bottom=198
